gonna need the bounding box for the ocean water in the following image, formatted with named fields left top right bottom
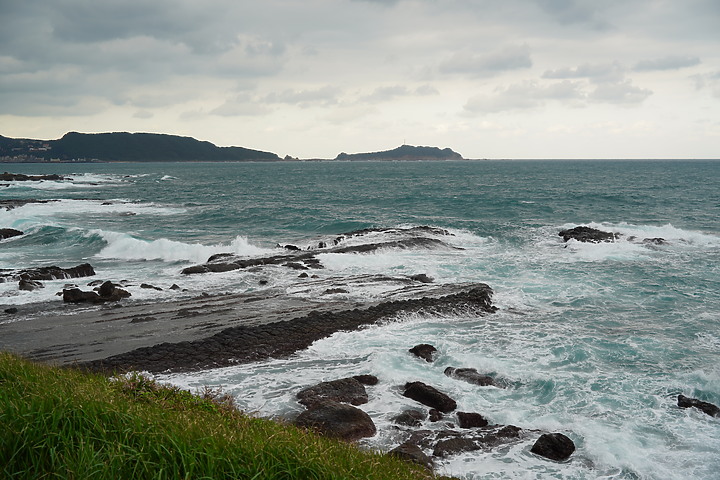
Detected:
left=1, top=160, right=719, bottom=479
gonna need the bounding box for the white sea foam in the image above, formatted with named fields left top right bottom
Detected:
left=94, top=231, right=271, bottom=263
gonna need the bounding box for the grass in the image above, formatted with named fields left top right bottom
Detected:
left=0, top=352, right=434, bottom=480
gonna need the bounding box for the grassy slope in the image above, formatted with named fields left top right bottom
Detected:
left=0, top=353, right=430, bottom=480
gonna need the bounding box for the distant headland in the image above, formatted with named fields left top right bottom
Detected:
left=0, top=132, right=465, bottom=163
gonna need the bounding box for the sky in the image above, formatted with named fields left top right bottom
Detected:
left=1, top=0, right=719, bottom=159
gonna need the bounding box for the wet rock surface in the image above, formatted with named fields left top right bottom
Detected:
left=77, top=283, right=496, bottom=373
left=409, top=344, right=437, bottom=362
left=444, top=366, right=500, bottom=387
left=678, top=394, right=720, bottom=417
left=294, top=400, right=377, bottom=442
left=402, top=382, right=457, bottom=413
left=0, top=228, right=24, bottom=240
left=559, top=226, right=618, bottom=243
left=530, top=432, right=576, bottom=461
left=296, top=377, right=369, bottom=408
left=0, top=172, right=68, bottom=182
left=0, top=263, right=96, bottom=283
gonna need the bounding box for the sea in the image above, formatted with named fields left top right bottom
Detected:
left=1, top=160, right=719, bottom=479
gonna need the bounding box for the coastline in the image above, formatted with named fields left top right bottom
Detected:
left=1, top=279, right=495, bottom=373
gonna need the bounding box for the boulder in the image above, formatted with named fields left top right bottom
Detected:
left=296, top=377, right=369, bottom=408
left=63, top=281, right=131, bottom=304
left=294, top=400, right=376, bottom=441
left=388, top=441, right=434, bottom=470
left=530, top=433, right=575, bottom=461
left=410, top=274, right=434, bottom=283
left=403, top=382, right=457, bottom=413
left=432, top=437, right=479, bottom=457
left=63, top=288, right=102, bottom=303
left=19, top=279, right=44, bottom=291
left=0, top=228, right=23, bottom=240
left=352, top=374, right=379, bottom=386
left=457, top=412, right=489, bottom=428
left=429, top=409, right=443, bottom=422
left=409, top=344, right=437, bottom=362
left=140, top=283, right=163, bottom=291
left=392, top=409, right=427, bottom=427
left=559, top=226, right=617, bottom=243
left=444, top=367, right=499, bottom=387
left=2, top=263, right=96, bottom=282
left=678, top=394, right=720, bottom=417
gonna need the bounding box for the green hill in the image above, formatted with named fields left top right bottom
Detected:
left=335, top=145, right=463, bottom=161
left=0, top=132, right=281, bottom=162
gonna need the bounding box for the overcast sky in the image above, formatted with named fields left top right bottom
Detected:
left=1, top=0, right=718, bottom=159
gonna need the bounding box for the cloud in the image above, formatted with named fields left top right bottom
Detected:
left=590, top=80, right=652, bottom=104
left=632, top=55, right=701, bottom=72
left=543, top=62, right=626, bottom=83
left=692, top=71, right=720, bottom=99
left=533, top=0, right=611, bottom=29
left=439, top=45, right=532, bottom=77
left=464, top=80, right=585, bottom=113
left=264, top=86, right=342, bottom=107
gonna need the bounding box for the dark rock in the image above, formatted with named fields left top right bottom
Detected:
left=433, top=437, right=479, bottom=457
left=258, top=280, right=268, bottom=285
left=140, top=283, right=162, bottom=291
left=497, top=425, right=522, bottom=437
left=530, top=433, right=576, bottom=461
left=79, top=282, right=496, bottom=374
left=4, top=307, right=18, bottom=314
left=284, top=262, right=308, bottom=270
left=64, top=281, right=130, bottom=304
left=559, top=226, right=617, bottom=243
left=410, top=273, right=434, bottom=283
left=63, top=288, right=101, bottom=303
left=457, top=412, right=489, bottom=428
left=87, top=280, right=105, bottom=287
left=0, top=228, right=23, bottom=240
left=0, top=172, right=67, bottom=182
left=403, top=382, right=457, bottom=413
left=392, top=409, right=427, bottom=427
left=678, top=394, right=720, bottom=417
left=409, top=344, right=437, bottom=362
left=98, top=281, right=116, bottom=297
left=643, top=237, right=667, bottom=245
left=130, top=316, right=157, bottom=323
left=352, top=374, right=379, bottom=386
left=294, top=400, right=376, bottom=441
left=317, top=241, right=327, bottom=249
left=296, top=377, right=368, bottom=408
left=444, top=367, right=499, bottom=387
left=283, top=244, right=301, bottom=251
left=170, top=284, right=181, bottom=290
left=429, top=409, right=443, bottom=422
left=323, top=288, right=349, bottom=295
left=1, top=263, right=95, bottom=283
left=388, top=441, right=434, bottom=470
left=19, top=279, right=44, bottom=291
left=298, top=272, right=309, bottom=278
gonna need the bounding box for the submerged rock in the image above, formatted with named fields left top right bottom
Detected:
left=444, top=367, right=500, bottom=387
left=678, top=394, right=720, bottom=417
left=409, top=344, right=437, bottom=362
left=530, top=433, right=575, bottom=461
left=294, top=400, right=376, bottom=441
left=559, top=226, right=617, bottom=243
left=0, top=228, right=23, bottom=240
left=392, top=409, right=427, bottom=427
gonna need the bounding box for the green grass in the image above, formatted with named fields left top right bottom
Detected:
left=0, top=352, right=432, bottom=480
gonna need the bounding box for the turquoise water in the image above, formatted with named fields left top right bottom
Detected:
left=1, top=160, right=719, bottom=479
